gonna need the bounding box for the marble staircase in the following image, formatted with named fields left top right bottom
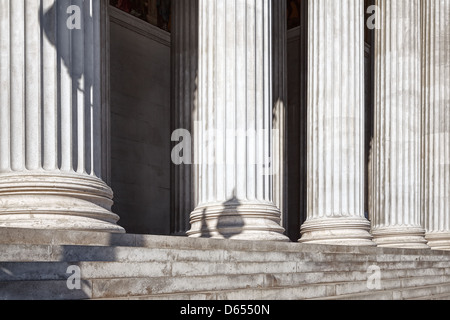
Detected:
left=1, top=228, right=450, bottom=300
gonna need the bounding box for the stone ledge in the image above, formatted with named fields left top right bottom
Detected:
left=1, top=228, right=450, bottom=257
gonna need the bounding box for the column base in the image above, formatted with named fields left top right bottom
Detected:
left=425, top=233, right=450, bottom=251
left=187, top=201, right=289, bottom=241
left=299, top=217, right=375, bottom=246
left=0, top=172, right=125, bottom=233
left=372, top=227, right=429, bottom=249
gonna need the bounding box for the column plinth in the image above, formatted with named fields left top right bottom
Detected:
left=189, top=202, right=287, bottom=241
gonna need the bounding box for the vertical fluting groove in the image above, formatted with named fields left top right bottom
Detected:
left=42, top=0, right=58, bottom=172
left=10, top=0, right=25, bottom=172
left=264, top=0, right=271, bottom=202
left=59, top=0, right=73, bottom=172
left=371, top=0, right=427, bottom=248
left=73, top=0, right=84, bottom=174
left=84, top=0, right=93, bottom=176
left=188, top=0, right=195, bottom=225
left=0, top=0, right=11, bottom=172
left=422, top=0, right=450, bottom=249
left=301, top=0, right=373, bottom=246
left=246, top=0, right=255, bottom=202
left=93, top=0, right=103, bottom=178
left=356, top=1, right=363, bottom=217
left=200, top=0, right=206, bottom=204
left=216, top=0, right=225, bottom=203
left=446, top=0, right=450, bottom=232
left=307, top=0, right=314, bottom=219
left=236, top=0, right=240, bottom=199
left=25, top=0, right=41, bottom=171
left=191, top=0, right=195, bottom=212
left=200, top=0, right=207, bottom=203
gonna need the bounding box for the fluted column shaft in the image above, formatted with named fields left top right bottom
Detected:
left=170, top=0, right=198, bottom=235
left=187, top=0, right=287, bottom=241
left=371, top=0, right=427, bottom=248
left=299, top=0, right=374, bottom=246
left=0, top=0, right=123, bottom=232
left=422, top=0, right=450, bottom=250
left=272, top=0, right=288, bottom=231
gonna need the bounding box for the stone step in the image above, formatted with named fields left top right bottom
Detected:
left=2, top=270, right=449, bottom=300
left=2, top=229, right=450, bottom=300
left=332, top=275, right=450, bottom=297
left=99, top=280, right=450, bottom=301
left=2, top=228, right=449, bottom=258
left=0, top=280, right=93, bottom=300
left=398, top=283, right=450, bottom=300
left=2, top=259, right=450, bottom=283
left=1, top=244, right=450, bottom=264
left=1, top=258, right=449, bottom=281
left=320, top=282, right=450, bottom=300
left=409, top=292, right=450, bottom=300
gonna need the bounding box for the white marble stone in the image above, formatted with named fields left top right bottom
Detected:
left=299, top=0, right=374, bottom=246
left=422, top=0, right=450, bottom=251
left=370, top=0, right=428, bottom=249
left=0, top=0, right=123, bottom=233
left=187, top=0, right=288, bottom=241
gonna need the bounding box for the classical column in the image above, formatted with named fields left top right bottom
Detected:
left=0, top=0, right=124, bottom=233
left=187, top=0, right=288, bottom=241
left=272, top=0, right=288, bottom=231
left=299, top=0, right=374, bottom=246
left=370, top=0, right=428, bottom=248
left=422, top=0, right=450, bottom=250
left=170, top=0, right=198, bottom=235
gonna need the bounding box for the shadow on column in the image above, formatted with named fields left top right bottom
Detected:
left=217, top=196, right=245, bottom=240
left=41, top=0, right=94, bottom=174
left=170, top=0, right=198, bottom=236
left=286, top=0, right=308, bottom=242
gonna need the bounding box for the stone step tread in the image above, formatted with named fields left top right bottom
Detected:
left=1, top=263, right=449, bottom=284
left=1, top=244, right=450, bottom=264
left=1, top=259, right=449, bottom=281
left=96, top=281, right=450, bottom=301
left=2, top=228, right=449, bottom=257
left=3, top=274, right=450, bottom=300
left=3, top=274, right=449, bottom=300
left=409, top=292, right=450, bottom=300
left=311, top=282, right=450, bottom=300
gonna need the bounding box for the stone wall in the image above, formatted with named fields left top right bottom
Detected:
left=109, top=7, right=171, bottom=235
